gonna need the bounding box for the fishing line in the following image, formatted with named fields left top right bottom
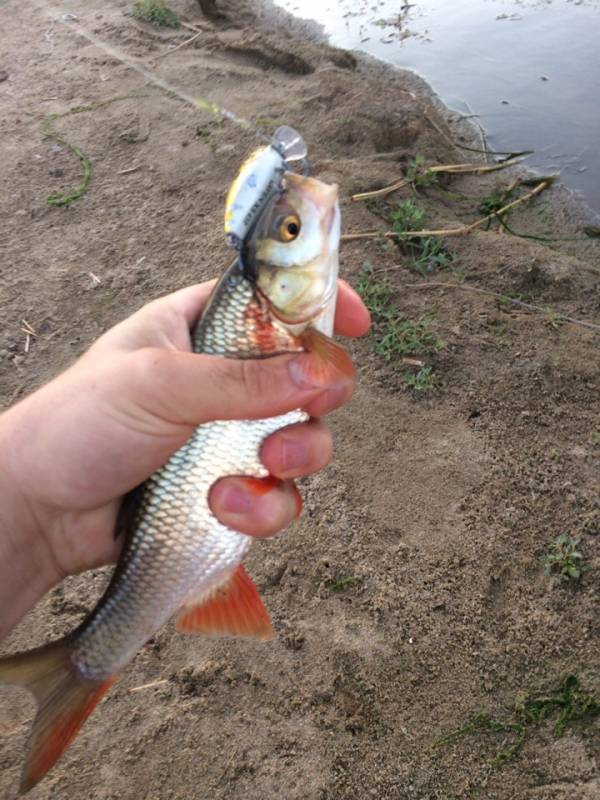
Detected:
left=31, top=0, right=270, bottom=143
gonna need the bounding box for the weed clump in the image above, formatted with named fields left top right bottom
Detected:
left=368, top=197, right=456, bottom=275
left=326, top=576, right=364, bottom=592
left=356, top=266, right=444, bottom=393
left=542, top=534, right=585, bottom=581
left=402, top=366, right=441, bottom=394
left=131, top=0, right=179, bottom=28
left=435, top=675, right=600, bottom=772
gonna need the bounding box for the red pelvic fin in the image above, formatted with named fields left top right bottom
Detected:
left=298, top=327, right=355, bottom=385
left=0, top=642, right=114, bottom=794
left=176, top=564, right=272, bottom=640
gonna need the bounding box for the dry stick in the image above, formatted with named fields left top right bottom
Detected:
left=342, top=180, right=549, bottom=242
left=351, top=156, right=525, bottom=202
left=156, top=30, right=202, bottom=59
left=403, top=282, right=600, bottom=333
left=180, top=21, right=210, bottom=34
left=128, top=679, right=169, bottom=693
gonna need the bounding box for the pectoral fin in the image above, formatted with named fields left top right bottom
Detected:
left=298, top=327, right=355, bottom=384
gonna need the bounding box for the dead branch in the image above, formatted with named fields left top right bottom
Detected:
left=342, top=180, right=549, bottom=242
left=351, top=155, right=526, bottom=202
left=402, top=281, right=600, bottom=333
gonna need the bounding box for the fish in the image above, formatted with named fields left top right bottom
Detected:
left=0, top=169, right=353, bottom=794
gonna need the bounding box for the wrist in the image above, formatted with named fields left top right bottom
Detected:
left=0, top=409, right=60, bottom=641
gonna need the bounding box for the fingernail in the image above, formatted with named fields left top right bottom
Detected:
left=221, top=476, right=281, bottom=513
left=220, top=482, right=252, bottom=514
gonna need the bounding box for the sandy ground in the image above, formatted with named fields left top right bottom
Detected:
left=1, top=1, right=599, bottom=798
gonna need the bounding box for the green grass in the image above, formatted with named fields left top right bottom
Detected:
left=405, top=154, right=439, bottom=190
left=402, top=366, right=441, bottom=393
left=435, top=675, right=600, bottom=772
left=542, top=308, right=564, bottom=330
left=326, top=576, right=364, bottom=592
left=40, top=92, right=150, bottom=207
left=356, top=267, right=444, bottom=392
left=478, top=184, right=519, bottom=218
left=131, top=0, right=179, bottom=27
left=42, top=112, right=90, bottom=207
left=385, top=199, right=456, bottom=275
left=542, top=534, right=586, bottom=581
left=355, top=270, right=394, bottom=319
left=374, top=314, right=442, bottom=360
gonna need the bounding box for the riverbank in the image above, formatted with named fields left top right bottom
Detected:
left=269, top=0, right=600, bottom=217
left=1, top=1, right=599, bottom=798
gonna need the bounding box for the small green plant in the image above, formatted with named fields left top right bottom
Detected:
left=390, top=199, right=426, bottom=234
left=405, top=155, right=439, bottom=190
left=478, top=184, right=519, bottom=217
left=389, top=200, right=456, bottom=274
left=435, top=675, right=600, bottom=773
left=543, top=308, right=564, bottom=330
left=356, top=267, right=444, bottom=390
left=411, top=236, right=455, bottom=273
left=497, top=291, right=530, bottom=309
left=402, top=366, right=441, bottom=394
left=542, top=534, right=585, bottom=580
left=355, top=268, right=394, bottom=318
left=326, top=576, right=363, bottom=592
left=375, top=315, right=443, bottom=360
left=131, top=0, right=179, bottom=27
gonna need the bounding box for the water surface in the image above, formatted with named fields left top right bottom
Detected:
left=274, top=0, right=600, bottom=214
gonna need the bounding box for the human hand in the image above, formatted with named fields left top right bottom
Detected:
left=0, top=280, right=369, bottom=638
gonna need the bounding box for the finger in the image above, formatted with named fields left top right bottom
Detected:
left=260, top=420, right=333, bottom=479
left=334, top=280, right=371, bottom=338
left=132, top=344, right=355, bottom=426
left=90, top=282, right=217, bottom=354
left=162, top=281, right=217, bottom=327
left=209, top=476, right=302, bottom=538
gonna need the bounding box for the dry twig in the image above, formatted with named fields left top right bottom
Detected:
left=342, top=180, right=549, bottom=242
left=351, top=155, right=525, bottom=202
left=156, top=30, right=202, bottom=59
left=128, top=679, right=168, bottom=693
left=403, top=281, right=600, bottom=333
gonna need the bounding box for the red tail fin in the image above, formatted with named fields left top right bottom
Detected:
left=0, top=642, right=114, bottom=794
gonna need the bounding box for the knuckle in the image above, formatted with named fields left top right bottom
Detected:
left=236, top=358, right=276, bottom=400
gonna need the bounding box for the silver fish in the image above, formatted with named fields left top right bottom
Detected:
left=0, top=170, right=352, bottom=793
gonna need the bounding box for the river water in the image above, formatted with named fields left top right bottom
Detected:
left=273, top=0, right=600, bottom=215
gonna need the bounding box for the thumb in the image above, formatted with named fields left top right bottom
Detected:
left=133, top=345, right=356, bottom=426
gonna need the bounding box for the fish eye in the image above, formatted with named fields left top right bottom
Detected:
left=278, top=214, right=301, bottom=242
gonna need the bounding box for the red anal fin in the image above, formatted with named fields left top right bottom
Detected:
left=176, top=565, right=272, bottom=641
left=298, top=327, right=355, bottom=385
left=0, top=641, right=115, bottom=794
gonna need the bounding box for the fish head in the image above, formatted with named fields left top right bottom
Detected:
left=243, top=172, right=340, bottom=329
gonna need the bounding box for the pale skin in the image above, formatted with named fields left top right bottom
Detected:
left=0, top=280, right=370, bottom=641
